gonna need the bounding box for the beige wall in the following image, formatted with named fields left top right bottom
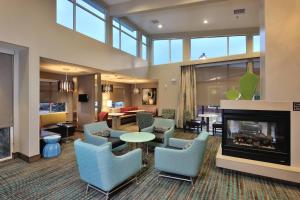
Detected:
left=260, top=0, right=300, bottom=101
left=77, top=75, right=96, bottom=128
left=0, top=0, right=147, bottom=157
left=131, top=82, right=158, bottom=111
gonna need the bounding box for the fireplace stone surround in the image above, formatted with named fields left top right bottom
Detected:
left=216, top=100, right=300, bottom=183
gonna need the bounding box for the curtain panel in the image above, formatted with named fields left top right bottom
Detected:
left=177, top=65, right=197, bottom=128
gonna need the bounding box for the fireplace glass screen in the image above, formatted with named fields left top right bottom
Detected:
left=227, top=120, right=277, bottom=150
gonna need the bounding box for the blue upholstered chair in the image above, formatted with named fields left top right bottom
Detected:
left=74, top=139, right=142, bottom=200
left=141, top=118, right=175, bottom=147
left=83, top=121, right=127, bottom=152
left=154, top=132, right=209, bottom=187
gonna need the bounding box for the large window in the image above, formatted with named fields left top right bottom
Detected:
left=142, top=35, right=148, bottom=60
left=229, top=36, right=246, bottom=55
left=153, top=39, right=183, bottom=65
left=56, top=0, right=106, bottom=43
left=253, top=35, right=260, bottom=52
left=191, top=36, right=247, bottom=60
left=113, top=18, right=137, bottom=56
left=56, top=0, right=74, bottom=29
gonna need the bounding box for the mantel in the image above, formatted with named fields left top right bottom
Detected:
left=220, top=100, right=291, bottom=111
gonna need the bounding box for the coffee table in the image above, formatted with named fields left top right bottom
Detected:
left=120, top=132, right=155, bottom=166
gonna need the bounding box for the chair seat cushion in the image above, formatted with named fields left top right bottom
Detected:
left=107, top=137, right=126, bottom=149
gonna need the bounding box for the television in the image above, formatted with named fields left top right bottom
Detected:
left=78, top=94, right=89, bottom=102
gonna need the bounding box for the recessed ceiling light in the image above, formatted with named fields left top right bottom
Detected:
left=203, top=20, right=208, bottom=24
left=158, top=24, right=163, bottom=29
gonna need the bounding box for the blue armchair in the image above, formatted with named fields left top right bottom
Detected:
left=83, top=121, right=127, bottom=151
left=74, top=139, right=142, bottom=200
left=141, top=118, right=175, bottom=147
left=154, top=132, right=209, bottom=187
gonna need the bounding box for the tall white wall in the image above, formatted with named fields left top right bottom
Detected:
left=0, top=0, right=147, bottom=157
left=260, top=0, right=300, bottom=101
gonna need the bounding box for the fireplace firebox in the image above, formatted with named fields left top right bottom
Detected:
left=222, top=109, right=290, bottom=165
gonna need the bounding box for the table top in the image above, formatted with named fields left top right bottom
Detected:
left=126, top=110, right=146, bottom=113
left=108, top=113, right=125, bottom=117
left=198, top=113, right=218, bottom=118
left=120, top=132, right=155, bottom=143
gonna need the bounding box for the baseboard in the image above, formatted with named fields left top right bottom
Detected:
left=13, top=152, right=41, bottom=163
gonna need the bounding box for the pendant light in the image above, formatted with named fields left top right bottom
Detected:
left=58, top=72, right=74, bottom=93
left=133, top=83, right=140, bottom=94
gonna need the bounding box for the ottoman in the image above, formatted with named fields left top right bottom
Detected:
left=43, top=135, right=61, bottom=158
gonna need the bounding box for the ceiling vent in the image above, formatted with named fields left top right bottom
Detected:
left=234, top=8, right=246, bottom=15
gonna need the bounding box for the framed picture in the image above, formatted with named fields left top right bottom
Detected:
left=142, top=88, right=157, bottom=105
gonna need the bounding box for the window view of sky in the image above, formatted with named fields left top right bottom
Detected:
left=191, top=37, right=227, bottom=60
left=229, top=36, right=246, bottom=55
left=56, top=0, right=73, bottom=29
left=253, top=35, right=260, bottom=52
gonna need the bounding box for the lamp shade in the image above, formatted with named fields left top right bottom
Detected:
left=58, top=80, right=74, bottom=92
left=106, top=100, right=112, bottom=108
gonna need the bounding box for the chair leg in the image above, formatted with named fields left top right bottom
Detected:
left=85, top=184, right=89, bottom=195
left=190, top=177, right=195, bottom=190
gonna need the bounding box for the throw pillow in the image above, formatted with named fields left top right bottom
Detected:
left=92, top=130, right=111, bottom=137
left=184, top=142, right=193, bottom=149
left=153, top=126, right=170, bottom=134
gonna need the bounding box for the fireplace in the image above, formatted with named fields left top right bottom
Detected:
left=222, top=109, right=290, bottom=165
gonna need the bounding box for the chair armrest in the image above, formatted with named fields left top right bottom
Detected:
left=110, top=130, right=126, bottom=138
left=163, top=127, right=175, bottom=147
left=141, top=125, right=154, bottom=133
left=113, top=149, right=142, bottom=179
left=169, top=138, right=192, bottom=149
left=85, top=133, right=108, bottom=146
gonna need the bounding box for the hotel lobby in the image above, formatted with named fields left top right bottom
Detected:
left=1, top=0, right=300, bottom=199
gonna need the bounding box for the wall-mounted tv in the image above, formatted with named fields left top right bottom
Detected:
left=78, top=94, right=89, bottom=102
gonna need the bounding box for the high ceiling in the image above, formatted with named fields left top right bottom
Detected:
left=40, top=58, right=156, bottom=84
left=104, top=0, right=259, bottom=34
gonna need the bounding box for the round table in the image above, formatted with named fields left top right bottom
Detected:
left=43, top=135, right=61, bottom=158
left=120, top=132, right=155, bottom=166
left=120, top=132, right=155, bottom=143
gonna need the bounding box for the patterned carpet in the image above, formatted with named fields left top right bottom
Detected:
left=1, top=127, right=300, bottom=200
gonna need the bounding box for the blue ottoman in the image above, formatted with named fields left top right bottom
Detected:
left=43, top=135, right=61, bottom=158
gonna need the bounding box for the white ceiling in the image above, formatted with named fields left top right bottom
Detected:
left=105, top=0, right=259, bottom=34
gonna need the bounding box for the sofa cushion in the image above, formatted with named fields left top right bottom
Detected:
left=107, top=137, right=126, bottom=149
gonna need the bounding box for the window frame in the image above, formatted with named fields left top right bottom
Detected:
left=141, top=34, right=148, bottom=60
left=152, top=38, right=183, bottom=65
left=112, top=18, right=138, bottom=57
left=56, top=0, right=107, bottom=43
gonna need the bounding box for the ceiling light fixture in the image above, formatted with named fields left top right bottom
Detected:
left=158, top=24, right=163, bottom=29
left=203, top=20, right=208, bottom=24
